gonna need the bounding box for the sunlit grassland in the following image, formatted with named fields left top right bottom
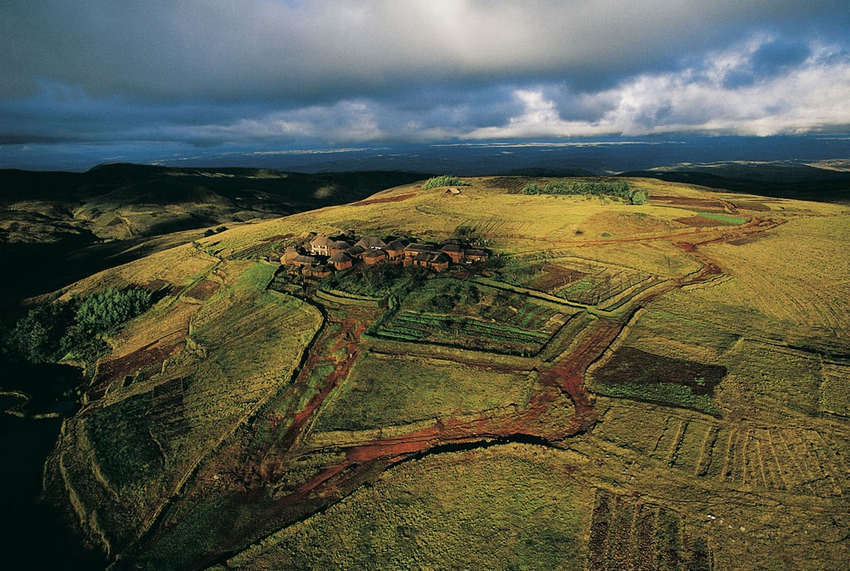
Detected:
left=312, top=352, right=536, bottom=431
left=57, top=241, right=220, bottom=300
left=191, top=178, right=702, bottom=258
left=227, top=444, right=594, bottom=570
left=717, top=340, right=824, bottom=419
left=618, top=308, right=739, bottom=363
left=654, top=215, right=850, bottom=349
left=820, top=362, right=850, bottom=417
left=39, top=175, right=850, bottom=567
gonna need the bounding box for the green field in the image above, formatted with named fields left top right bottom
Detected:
left=697, top=212, right=747, bottom=225
left=313, top=352, right=535, bottom=431
left=373, top=277, right=569, bottom=355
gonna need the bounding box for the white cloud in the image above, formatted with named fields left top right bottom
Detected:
left=463, top=38, right=850, bottom=139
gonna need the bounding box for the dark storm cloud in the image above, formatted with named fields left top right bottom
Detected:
left=4, top=0, right=848, bottom=101
left=721, top=38, right=812, bottom=88
left=1, top=1, right=849, bottom=164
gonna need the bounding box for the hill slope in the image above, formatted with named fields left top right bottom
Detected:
left=0, top=164, right=425, bottom=244
left=0, top=165, right=425, bottom=317
left=34, top=176, right=850, bottom=568
left=621, top=160, right=850, bottom=203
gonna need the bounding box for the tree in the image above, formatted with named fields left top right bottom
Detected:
left=429, top=294, right=457, bottom=313
left=630, top=190, right=648, bottom=205
left=3, top=286, right=155, bottom=365
left=75, top=287, right=153, bottom=331
left=4, top=302, right=75, bottom=363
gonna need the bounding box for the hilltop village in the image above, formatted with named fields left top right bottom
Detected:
left=279, top=233, right=490, bottom=277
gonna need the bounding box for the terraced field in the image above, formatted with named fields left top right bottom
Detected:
left=593, top=400, right=850, bottom=498
left=372, top=277, right=573, bottom=355
left=38, top=177, right=850, bottom=568
left=587, top=490, right=711, bottom=571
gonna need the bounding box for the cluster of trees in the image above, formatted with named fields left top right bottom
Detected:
left=422, top=175, right=470, bottom=190
left=520, top=180, right=648, bottom=204
left=327, top=263, right=428, bottom=298
left=203, top=225, right=228, bottom=237
left=451, top=224, right=493, bottom=248
left=427, top=283, right=482, bottom=313
left=3, top=287, right=154, bottom=365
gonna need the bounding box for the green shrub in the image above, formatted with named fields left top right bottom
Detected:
left=428, top=294, right=457, bottom=313
left=629, top=190, right=648, bottom=205
left=422, top=175, right=470, bottom=190
left=76, top=287, right=153, bottom=331
left=3, top=302, right=76, bottom=363
left=520, top=179, right=636, bottom=201
left=3, top=286, right=154, bottom=365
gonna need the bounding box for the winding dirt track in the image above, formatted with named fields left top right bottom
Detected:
left=134, top=217, right=787, bottom=569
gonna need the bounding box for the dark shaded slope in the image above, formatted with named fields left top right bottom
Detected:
left=0, top=164, right=425, bottom=210
left=620, top=163, right=850, bottom=202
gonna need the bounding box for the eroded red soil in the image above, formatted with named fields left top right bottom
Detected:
left=184, top=279, right=219, bottom=300
left=94, top=340, right=183, bottom=387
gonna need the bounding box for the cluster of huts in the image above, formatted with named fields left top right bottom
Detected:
left=280, top=233, right=489, bottom=278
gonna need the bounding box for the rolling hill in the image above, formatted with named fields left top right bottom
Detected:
left=0, top=165, right=425, bottom=317
left=20, top=175, right=848, bottom=569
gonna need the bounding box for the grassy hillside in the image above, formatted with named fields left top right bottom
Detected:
left=0, top=165, right=424, bottom=318
left=29, top=175, right=850, bottom=569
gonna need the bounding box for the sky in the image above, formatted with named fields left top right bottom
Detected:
left=1, top=0, right=849, bottom=170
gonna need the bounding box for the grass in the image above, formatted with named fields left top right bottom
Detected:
left=820, top=364, right=850, bottom=416
left=697, top=212, right=747, bottom=225
left=234, top=261, right=278, bottom=291
left=556, top=275, right=604, bottom=300
left=495, top=254, right=659, bottom=306
left=84, top=392, right=163, bottom=489
left=227, top=445, right=594, bottom=570
left=376, top=311, right=550, bottom=354
left=50, top=261, right=322, bottom=553
left=718, top=340, right=823, bottom=417
left=313, top=353, right=535, bottom=431
left=627, top=308, right=740, bottom=356
left=41, top=176, right=850, bottom=568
